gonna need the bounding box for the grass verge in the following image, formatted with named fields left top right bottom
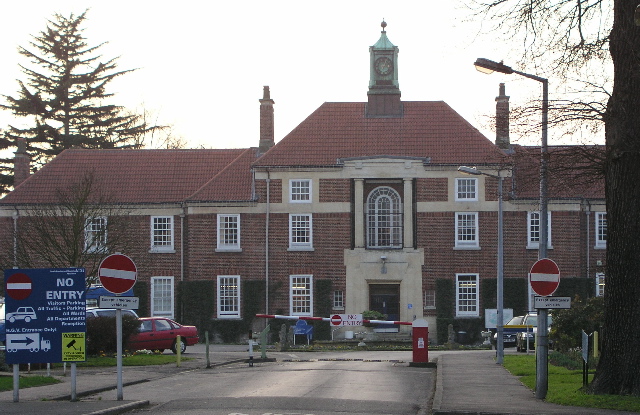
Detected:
left=77, top=353, right=194, bottom=367
left=0, top=375, right=60, bottom=392
left=0, top=353, right=191, bottom=392
left=503, top=354, right=640, bottom=412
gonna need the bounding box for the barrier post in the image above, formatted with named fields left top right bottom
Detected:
left=411, top=319, right=429, bottom=366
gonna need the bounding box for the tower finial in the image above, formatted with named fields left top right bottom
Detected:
left=381, top=19, right=387, bottom=32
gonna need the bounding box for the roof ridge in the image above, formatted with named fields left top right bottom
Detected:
left=187, top=147, right=255, bottom=201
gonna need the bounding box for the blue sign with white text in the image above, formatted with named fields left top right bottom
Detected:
left=4, top=268, right=86, bottom=364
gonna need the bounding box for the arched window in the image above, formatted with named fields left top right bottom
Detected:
left=366, top=186, right=402, bottom=248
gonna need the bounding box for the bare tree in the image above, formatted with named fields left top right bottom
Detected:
left=3, top=172, right=135, bottom=286
left=469, top=0, right=640, bottom=395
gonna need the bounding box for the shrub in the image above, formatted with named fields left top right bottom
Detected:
left=86, top=314, right=141, bottom=355
left=549, top=295, right=604, bottom=352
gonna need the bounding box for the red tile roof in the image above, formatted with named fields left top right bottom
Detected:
left=254, top=101, right=509, bottom=167
left=187, top=148, right=258, bottom=202
left=1, top=148, right=250, bottom=205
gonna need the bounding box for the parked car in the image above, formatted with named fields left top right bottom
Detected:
left=128, top=317, right=199, bottom=354
left=516, top=312, right=553, bottom=351
left=86, top=307, right=139, bottom=319
left=492, top=315, right=525, bottom=347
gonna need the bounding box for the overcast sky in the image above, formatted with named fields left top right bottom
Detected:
left=1, top=1, right=548, bottom=150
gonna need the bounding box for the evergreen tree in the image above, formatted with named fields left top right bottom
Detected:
left=0, top=10, right=161, bottom=190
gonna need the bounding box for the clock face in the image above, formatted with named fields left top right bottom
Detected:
left=375, top=57, right=393, bottom=76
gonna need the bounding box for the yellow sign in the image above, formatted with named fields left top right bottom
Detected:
left=62, top=332, right=86, bottom=362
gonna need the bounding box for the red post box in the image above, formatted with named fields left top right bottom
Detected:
left=412, top=319, right=429, bottom=364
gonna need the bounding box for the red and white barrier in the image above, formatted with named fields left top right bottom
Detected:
left=255, top=314, right=429, bottom=365
left=255, top=314, right=412, bottom=325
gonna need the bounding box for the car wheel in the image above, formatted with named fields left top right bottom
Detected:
left=9, top=317, right=15, bottom=323
left=24, top=316, right=31, bottom=323
left=171, top=338, right=187, bottom=354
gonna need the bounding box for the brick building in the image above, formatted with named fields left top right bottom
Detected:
left=0, top=24, right=605, bottom=343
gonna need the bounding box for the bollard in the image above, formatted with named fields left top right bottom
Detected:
left=248, top=338, right=254, bottom=367
left=410, top=319, right=429, bottom=367
left=176, top=335, right=181, bottom=367
left=205, top=330, right=211, bottom=369
left=260, top=324, right=270, bottom=359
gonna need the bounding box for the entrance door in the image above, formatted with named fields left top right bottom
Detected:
left=369, top=284, right=400, bottom=332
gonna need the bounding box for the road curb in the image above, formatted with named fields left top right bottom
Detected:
left=432, top=356, right=443, bottom=412
left=85, top=400, right=150, bottom=415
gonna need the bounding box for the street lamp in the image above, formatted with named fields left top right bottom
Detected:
left=458, top=166, right=504, bottom=365
left=474, top=57, right=549, bottom=399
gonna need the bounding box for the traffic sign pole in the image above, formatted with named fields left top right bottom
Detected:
left=116, top=308, right=123, bottom=401
left=98, top=253, right=138, bottom=401
left=529, top=258, right=559, bottom=401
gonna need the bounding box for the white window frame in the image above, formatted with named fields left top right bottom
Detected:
left=290, top=275, right=313, bottom=316
left=366, top=186, right=403, bottom=249
left=289, top=213, right=313, bottom=250
left=596, top=272, right=605, bottom=297
left=217, top=214, right=241, bottom=251
left=455, top=178, right=478, bottom=201
left=527, top=211, right=552, bottom=250
left=424, top=289, right=436, bottom=310
left=150, top=216, right=175, bottom=252
left=217, top=275, right=241, bottom=318
left=595, top=212, right=607, bottom=249
left=151, top=276, right=174, bottom=318
left=289, top=179, right=312, bottom=203
left=333, top=290, right=344, bottom=310
left=84, top=216, right=108, bottom=253
left=456, top=273, right=479, bottom=317
left=455, top=212, right=479, bottom=249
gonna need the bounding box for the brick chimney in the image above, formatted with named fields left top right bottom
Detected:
left=495, top=83, right=510, bottom=151
left=258, top=86, right=275, bottom=155
left=13, top=137, right=30, bottom=187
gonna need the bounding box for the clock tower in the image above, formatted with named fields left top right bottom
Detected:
left=366, top=20, right=402, bottom=117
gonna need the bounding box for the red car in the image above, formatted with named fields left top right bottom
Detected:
left=128, top=317, right=199, bottom=354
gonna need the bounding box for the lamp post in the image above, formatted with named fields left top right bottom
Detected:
left=458, top=166, right=504, bottom=364
left=474, top=58, right=549, bottom=399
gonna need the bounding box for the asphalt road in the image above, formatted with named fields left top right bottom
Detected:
left=99, top=345, right=435, bottom=415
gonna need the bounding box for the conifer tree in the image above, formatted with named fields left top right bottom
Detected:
left=0, top=10, right=161, bottom=190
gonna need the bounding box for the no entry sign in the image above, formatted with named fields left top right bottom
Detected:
left=529, top=258, right=560, bottom=297
left=330, top=314, right=363, bottom=326
left=99, top=254, right=137, bottom=294
left=5, top=272, right=33, bottom=300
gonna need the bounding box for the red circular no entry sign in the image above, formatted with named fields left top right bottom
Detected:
left=330, top=314, right=342, bottom=326
left=99, top=254, right=138, bottom=294
left=6, top=272, right=33, bottom=300
left=529, top=258, right=560, bottom=297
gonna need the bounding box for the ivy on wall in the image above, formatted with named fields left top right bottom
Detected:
left=314, top=279, right=332, bottom=340
left=554, top=277, right=593, bottom=300
left=133, top=281, right=148, bottom=317
left=176, top=279, right=266, bottom=343
left=481, top=278, right=529, bottom=318
left=435, top=277, right=595, bottom=345
left=435, top=278, right=455, bottom=344
left=177, top=280, right=215, bottom=332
